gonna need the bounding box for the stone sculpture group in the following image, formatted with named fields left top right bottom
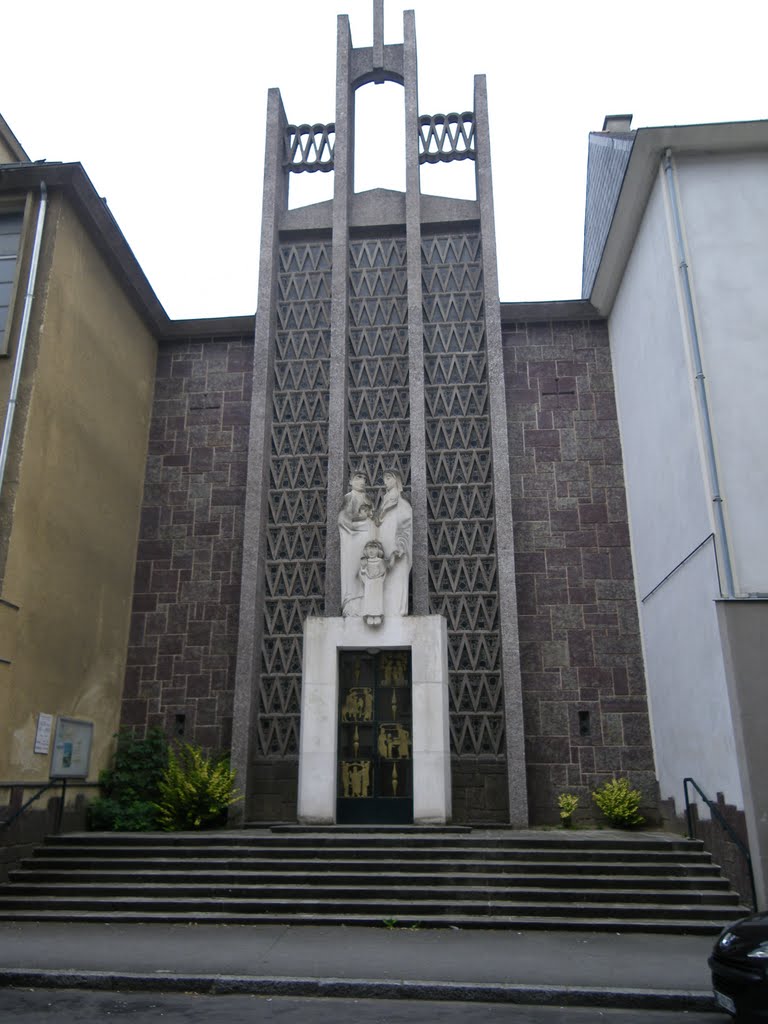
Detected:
left=338, top=470, right=412, bottom=624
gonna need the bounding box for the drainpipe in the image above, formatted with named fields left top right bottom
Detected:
left=0, top=182, right=48, bottom=497
left=662, top=150, right=735, bottom=599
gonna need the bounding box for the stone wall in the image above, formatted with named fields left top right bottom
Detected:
left=119, top=312, right=657, bottom=828
left=0, top=785, right=89, bottom=882
left=121, top=335, right=253, bottom=754
left=502, top=313, right=656, bottom=824
left=451, top=762, right=509, bottom=824
left=661, top=793, right=754, bottom=908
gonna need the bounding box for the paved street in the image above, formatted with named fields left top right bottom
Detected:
left=0, top=990, right=732, bottom=1024
left=0, top=921, right=722, bottom=1018
left=0, top=921, right=716, bottom=993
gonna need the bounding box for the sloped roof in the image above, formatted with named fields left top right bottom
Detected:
left=588, top=119, right=768, bottom=315
left=0, top=112, right=29, bottom=164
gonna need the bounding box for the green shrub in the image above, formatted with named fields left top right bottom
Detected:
left=153, top=743, right=241, bottom=830
left=592, top=777, right=645, bottom=828
left=558, top=792, right=579, bottom=827
left=87, top=797, right=159, bottom=832
left=87, top=728, right=168, bottom=831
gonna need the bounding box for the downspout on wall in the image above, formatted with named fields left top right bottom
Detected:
left=0, top=182, right=47, bottom=498
left=662, top=151, right=735, bottom=599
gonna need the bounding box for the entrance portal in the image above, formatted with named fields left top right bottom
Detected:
left=337, top=650, right=413, bottom=824
left=297, top=615, right=451, bottom=825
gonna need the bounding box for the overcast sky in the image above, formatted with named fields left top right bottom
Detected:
left=1, top=0, right=765, bottom=319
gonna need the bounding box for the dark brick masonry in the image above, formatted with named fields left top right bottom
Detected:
left=120, top=336, right=253, bottom=754
left=502, top=316, right=656, bottom=824
left=119, top=318, right=656, bottom=827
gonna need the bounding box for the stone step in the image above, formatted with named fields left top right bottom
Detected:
left=42, top=832, right=705, bottom=853
left=15, top=856, right=720, bottom=880
left=31, top=844, right=714, bottom=865
left=0, top=881, right=740, bottom=905
left=269, top=824, right=473, bottom=834
left=0, top=907, right=733, bottom=934
left=4, top=829, right=744, bottom=935
left=0, top=892, right=744, bottom=917
left=8, top=868, right=732, bottom=890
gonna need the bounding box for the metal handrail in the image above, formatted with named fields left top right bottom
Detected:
left=0, top=778, right=97, bottom=834
left=683, top=776, right=757, bottom=910
left=0, top=781, right=60, bottom=832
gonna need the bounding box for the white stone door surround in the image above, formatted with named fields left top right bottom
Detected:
left=297, top=615, right=452, bottom=825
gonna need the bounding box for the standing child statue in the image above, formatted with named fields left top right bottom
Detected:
left=359, top=539, right=387, bottom=626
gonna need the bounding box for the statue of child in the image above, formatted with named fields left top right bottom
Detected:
left=359, top=538, right=386, bottom=626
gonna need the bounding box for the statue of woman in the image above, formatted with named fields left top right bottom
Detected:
left=338, top=472, right=373, bottom=616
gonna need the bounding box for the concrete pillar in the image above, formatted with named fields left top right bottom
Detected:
left=474, top=75, right=528, bottom=826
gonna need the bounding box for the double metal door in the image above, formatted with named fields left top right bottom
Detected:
left=337, top=650, right=413, bottom=824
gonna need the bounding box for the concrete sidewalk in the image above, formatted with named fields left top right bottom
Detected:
left=0, top=922, right=720, bottom=1011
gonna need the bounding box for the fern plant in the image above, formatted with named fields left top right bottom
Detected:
left=154, top=743, right=241, bottom=830
left=592, top=777, right=645, bottom=828
left=557, top=792, right=579, bottom=828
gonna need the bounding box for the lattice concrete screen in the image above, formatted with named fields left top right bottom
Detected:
left=230, top=5, right=527, bottom=825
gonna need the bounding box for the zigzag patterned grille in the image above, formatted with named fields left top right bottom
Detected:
left=285, top=123, right=335, bottom=172
left=422, top=232, right=504, bottom=759
left=259, top=241, right=332, bottom=758
left=347, top=238, right=410, bottom=490
left=418, top=112, right=476, bottom=164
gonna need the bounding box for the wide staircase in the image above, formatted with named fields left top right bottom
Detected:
left=0, top=827, right=751, bottom=933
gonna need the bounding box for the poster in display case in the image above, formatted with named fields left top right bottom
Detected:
left=50, top=717, right=93, bottom=779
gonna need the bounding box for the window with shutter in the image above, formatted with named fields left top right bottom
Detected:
left=0, top=211, right=24, bottom=355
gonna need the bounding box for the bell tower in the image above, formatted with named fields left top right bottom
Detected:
left=231, top=1, right=527, bottom=826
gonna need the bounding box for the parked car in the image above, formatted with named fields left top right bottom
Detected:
left=710, top=911, right=768, bottom=1021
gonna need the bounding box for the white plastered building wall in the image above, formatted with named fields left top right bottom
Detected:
left=672, top=152, right=768, bottom=595
left=607, top=166, right=743, bottom=815
left=589, top=121, right=768, bottom=906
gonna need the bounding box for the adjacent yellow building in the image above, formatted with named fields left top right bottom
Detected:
left=0, top=115, right=158, bottom=844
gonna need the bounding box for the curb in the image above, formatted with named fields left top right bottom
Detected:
left=0, top=969, right=717, bottom=1010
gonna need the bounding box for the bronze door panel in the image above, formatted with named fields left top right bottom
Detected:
left=337, top=650, right=413, bottom=824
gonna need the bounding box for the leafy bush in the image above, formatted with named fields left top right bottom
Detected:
left=87, top=728, right=169, bottom=831
left=592, top=777, right=645, bottom=828
left=153, top=743, right=241, bottom=830
left=87, top=797, right=160, bottom=832
left=558, top=792, right=579, bottom=827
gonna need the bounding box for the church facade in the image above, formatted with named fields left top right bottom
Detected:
left=1, top=8, right=765, bottom=904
